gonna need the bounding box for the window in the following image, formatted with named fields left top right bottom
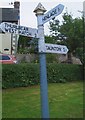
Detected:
left=0, top=55, right=10, bottom=60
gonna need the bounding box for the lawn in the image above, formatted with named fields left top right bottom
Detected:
left=2, top=81, right=83, bottom=118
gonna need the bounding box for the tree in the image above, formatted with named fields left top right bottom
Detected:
left=49, top=11, right=83, bottom=63
left=18, top=36, right=38, bottom=54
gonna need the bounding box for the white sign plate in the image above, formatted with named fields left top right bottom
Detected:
left=0, top=22, right=38, bottom=38
left=42, top=4, right=64, bottom=24
left=39, top=43, right=68, bottom=54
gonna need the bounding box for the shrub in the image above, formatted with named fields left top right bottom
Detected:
left=2, top=64, right=40, bottom=88
left=47, top=63, right=83, bottom=83
left=2, top=63, right=83, bottom=88
left=46, top=54, right=58, bottom=63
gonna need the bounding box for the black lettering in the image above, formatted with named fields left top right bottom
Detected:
left=43, top=8, right=58, bottom=21
left=46, top=46, right=50, bottom=50
left=18, top=30, right=22, bottom=34
left=50, top=10, right=55, bottom=17
left=57, top=47, right=61, bottom=51
left=14, top=28, right=17, bottom=33
left=25, top=31, right=31, bottom=37
left=63, top=48, right=66, bottom=52
left=53, top=47, right=57, bottom=50
left=51, top=46, right=54, bottom=50
left=13, top=25, right=17, bottom=29
left=49, top=9, right=57, bottom=17
left=28, top=33, right=32, bottom=36
left=43, top=14, right=50, bottom=21
left=58, top=7, right=60, bottom=12
left=5, top=28, right=9, bottom=32
left=54, top=9, right=57, bottom=14
left=52, top=46, right=62, bottom=51
left=19, top=26, right=22, bottom=30
left=9, top=24, right=12, bottom=28
left=11, top=28, right=14, bottom=33
left=21, top=30, right=25, bottom=35
left=26, top=31, right=29, bottom=36
left=23, top=27, right=26, bottom=30
left=26, top=27, right=28, bottom=31
left=18, top=26, right=20, bottom=30
left=9, top=28, right=11, bottom=33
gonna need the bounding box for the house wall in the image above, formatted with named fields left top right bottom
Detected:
left=0, top=2, right=20, bottom=55
left=0, top=33, right=11, bottom=54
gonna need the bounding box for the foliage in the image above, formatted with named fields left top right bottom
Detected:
left=49, top=11, right=83, bottom=63
left=46, top=54, right=58, bottom=63
left=18, top=36, right=31, bottom=48
left=75, top=47, right=84, bottom=64
left=2, top=64, right=83, bottom=88
left=45, top=36, right=55, bottom=44
left=2, top=64, right=40, bottom=88
left=18, top=36, right=38, bottom=54
left=47, top=63, right=83, bottom=83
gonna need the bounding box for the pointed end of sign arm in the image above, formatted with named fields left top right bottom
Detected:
left=0, top=23, right=3, bottom=32
left=58, top=4, right=64, bottom=13
left=0, top=22, right=5, bottom=33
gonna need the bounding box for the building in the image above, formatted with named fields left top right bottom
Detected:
left=0, top=0, right=20, bottom=55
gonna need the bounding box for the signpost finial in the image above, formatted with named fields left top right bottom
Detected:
left=33, top=3, right=47, bottom=15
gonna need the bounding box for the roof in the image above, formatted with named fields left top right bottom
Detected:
left=0, top=8, right=19, bottom=23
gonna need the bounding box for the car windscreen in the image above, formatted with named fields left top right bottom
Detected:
left=0, top=55, right=10, bottom=60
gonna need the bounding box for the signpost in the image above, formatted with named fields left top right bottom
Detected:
left=42, top=4, right=64, bottom=24
left=41, top=43, right=68, bottom=54
left=34, top=3, right=49, bottom=118
left=34, top=3, right=64, bottom=118
left=0, top=22, right=38, bottom=38
left=0, top=2, right=66, bottom=119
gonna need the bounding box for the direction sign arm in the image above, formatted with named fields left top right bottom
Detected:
left=42, top=4, right=64, bottom=24
left=0, top=22, right=39, bottom=38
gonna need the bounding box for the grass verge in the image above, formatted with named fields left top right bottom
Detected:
left=2, top=81, right=83, bottom=118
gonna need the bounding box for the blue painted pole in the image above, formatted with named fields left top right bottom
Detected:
left=39, top=53, right=49, bottom=118
left=34, top=3, right=49, bottom=118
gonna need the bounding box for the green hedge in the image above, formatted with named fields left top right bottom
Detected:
left=47, top=63, right=83, bottom=83
left=2, top=63, right=83, bottom=88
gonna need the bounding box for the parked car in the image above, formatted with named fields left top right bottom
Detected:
left=0, top=54, right=17, bottom=64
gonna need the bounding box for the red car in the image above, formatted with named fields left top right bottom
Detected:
left=0, top=54, right=17, bottom=64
